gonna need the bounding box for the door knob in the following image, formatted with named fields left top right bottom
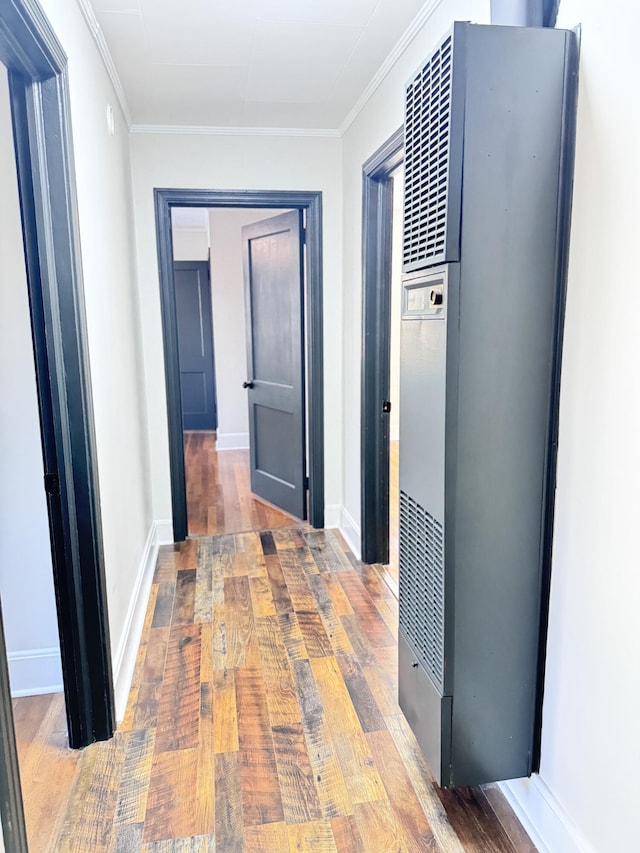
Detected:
left=243, top=381, right=254, bottom=389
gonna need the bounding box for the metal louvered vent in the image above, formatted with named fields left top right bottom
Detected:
left=399, top=490, right=445, bottom=690
left=404, top=34, right=453, bottom=270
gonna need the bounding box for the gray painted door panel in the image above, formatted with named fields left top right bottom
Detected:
left=242, top=210, right=306, bottom=519
left=174, top=260, right=217, bottom=431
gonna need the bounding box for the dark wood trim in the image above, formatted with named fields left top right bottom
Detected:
left=0, top=0, right=66, bottom=75
left=155, top=193, right=188, bottom=539
left=155, top=189, right=324, bottom=540
left=533, top=28, right=580, bottom=771
left=361, top=127, right=404, bottom=564
left=1, top=0, right=115, bottom=754
left=305, top=192, right=324, bottom=528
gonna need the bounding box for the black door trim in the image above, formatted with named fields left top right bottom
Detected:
left=361, top=128, right=404, bottom=564
left=155, top=189, right=324, bottom=540
left=0, top=0, right=115, bottom=768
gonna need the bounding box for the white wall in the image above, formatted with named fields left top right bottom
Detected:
left=502, top=2, right=640, bottom=851
left=172, top=226, right=209, bottom=261
left=208, top=208, right=277, bottom=449
left=129, top=133, right=343, bottom=527
left=0, top=67, right=62, bottom=695
left=340, top=0, right=491, bottom=554
left=389, top=168, right=404, bottom=443
left=34, top=0, right=155, bottom=713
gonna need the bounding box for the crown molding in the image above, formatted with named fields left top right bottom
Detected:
left=129, top=123, right=341, bottom=138
left=74, top=0, right=445, bottom=141
left=339, top=0, right=445, bottom=136
left=74, top=0, right=132, bottom=127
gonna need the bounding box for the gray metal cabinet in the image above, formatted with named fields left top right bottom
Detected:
left=398, top=23, right=578, bottom=788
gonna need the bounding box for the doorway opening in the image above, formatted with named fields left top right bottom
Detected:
left=169, top=205, right=311, bottom=537
left=0, top=3, right=114, bottom=742
left=0, top=0, right=117, bottom=848
left=155, top=190, right=324, bottom=543
left=360, top=129, right=404, bottom=575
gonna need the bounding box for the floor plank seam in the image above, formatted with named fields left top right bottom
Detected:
left=18, top=438, right=535, bottom=852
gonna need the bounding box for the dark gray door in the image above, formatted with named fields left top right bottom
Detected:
left=174, top=260, right=217, bottom=431
left=242, top=210, right=306, bottom=519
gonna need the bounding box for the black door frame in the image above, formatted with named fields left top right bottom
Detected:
left=0, top=0, right=115, bottom=771
left=361, top=128, right=404, bottom=564
left=155, top=189, right=324, bottom=541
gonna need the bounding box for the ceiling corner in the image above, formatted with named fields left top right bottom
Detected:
left=74, top=0, right=132, bottom=129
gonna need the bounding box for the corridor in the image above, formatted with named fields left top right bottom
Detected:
left=50, top=526, right=534, bottom=851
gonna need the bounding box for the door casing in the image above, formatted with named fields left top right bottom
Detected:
left=0, top=0, right=116, bottom=847
left=361, top=128, right=404, bottom=564
left=0, top=0, right=115, bottom=743
left=155, top=189, right=324, bottom=541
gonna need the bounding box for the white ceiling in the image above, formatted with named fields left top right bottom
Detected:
left=89, top=0, right=428, bottom=129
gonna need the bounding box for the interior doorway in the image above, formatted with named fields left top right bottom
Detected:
left=360, top=129, right=404, bottom=571
left=169, top=204, right=311, bottom=537
left=0, top=0, right=118, bottom=847
left=155, top=190, right=325, bottom=543
left=0, top=2, right=115, bottom=744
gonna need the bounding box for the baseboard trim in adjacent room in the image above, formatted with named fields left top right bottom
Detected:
left=112, top=520, right=161, bottom=721
left=7, top=647, right=63, bottom=697
left=340, top=506, right=362, bottom=561
left=216, top=431, right=250, bottom=451
left=500, top=776, right=595, bottom=853
left=155, top=518, right=174, bottom=545
left=324, top=504, right=342, bottom=529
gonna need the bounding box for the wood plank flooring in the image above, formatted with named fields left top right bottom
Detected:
left=185, top=432, right=304, bottom=537
left=52, top=528, right=536, bottom=852
left=13, top=692, right=81, bottom=852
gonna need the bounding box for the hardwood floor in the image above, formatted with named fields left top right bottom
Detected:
left=49, top=528, right=535, bottom=852
left=185, top=432, right=304, bottom=537
left=13, top=692, right=81, bottom=852
left=14, top=439, right=534, bottom=851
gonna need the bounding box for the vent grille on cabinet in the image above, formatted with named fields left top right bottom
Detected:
left=403, top=34, right=453, bottom=270
left=399, top=490, right=445, bottom=690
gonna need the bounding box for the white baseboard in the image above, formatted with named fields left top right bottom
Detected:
left=216, top=431, right=249, bottom=450
left=340, top=506, right=362, bottom=561
left=8, top=647, right=62, bottom=697
left=325, top=504, right=362, bottom=560
left=500, top=776, right=596, bottom=853
left=155, top=518, right=174, bottom=545
left=324, top=504, right=342, bottom=529
left=112, top=520, right=161, bottom=721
